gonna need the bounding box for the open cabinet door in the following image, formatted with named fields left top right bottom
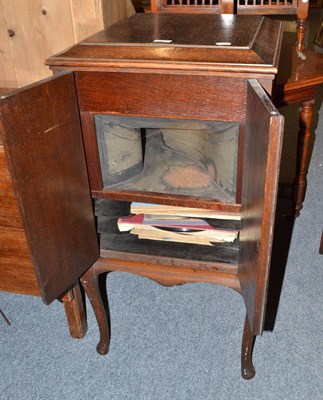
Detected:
left=239, top=79, right=284, bottom=335
left=0, top=73, right=99, bottom=304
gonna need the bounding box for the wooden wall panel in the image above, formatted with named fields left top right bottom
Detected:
left=101, top=0, right=136, bottom=27
left=70, top=0, right=105, bottom=42
left=0, top=5, right=18, bottom=88
left=0, top=0, right=135, bottom=88
left=1, top=1, right=75, bottom=87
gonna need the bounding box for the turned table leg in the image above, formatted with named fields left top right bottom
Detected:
left=241, top=315, right=256, bottom=380
left=294, top=100, right=314, bottom=217
left=80, top=266, right=110, bottom=355
left=296, top=18, right=307, bottom=60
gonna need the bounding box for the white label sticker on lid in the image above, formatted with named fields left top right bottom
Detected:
left=215, top=42, right=232, bottom=46
left=153, top=39, right=173, bottom=44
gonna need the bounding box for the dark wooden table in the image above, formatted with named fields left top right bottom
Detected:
left=274, top=49, right=323, bottom=216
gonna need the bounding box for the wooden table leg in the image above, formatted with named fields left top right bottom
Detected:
left=80, top=265, right=110, bottom=355
left=241, top=315, right=256, bottom=380
left=294, top=99, right=314, bottom=217
left=61, top=282, right=88, bottom=339
left=296, top=18, right=307, bottom=60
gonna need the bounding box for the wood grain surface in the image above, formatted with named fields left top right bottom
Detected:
left=0, top=73, right=99, bottom=304
left=239, top=80, right=284, bottom=335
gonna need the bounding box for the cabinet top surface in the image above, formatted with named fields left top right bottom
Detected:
left=47, top=14, right=284, bottom=75
left=81, top=14, right=262, bottom=48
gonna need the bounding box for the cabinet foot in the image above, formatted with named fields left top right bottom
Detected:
left=80, top=266, right=110, bottom=355
left=241, top=315, right=256, bottom=380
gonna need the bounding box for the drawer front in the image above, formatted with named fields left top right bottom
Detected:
left=0, top=227, right=39, bottom=296
left=0, top=146, right=23, bottom=228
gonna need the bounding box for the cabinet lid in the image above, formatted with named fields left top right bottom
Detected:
left=46, top=14, right=283, bottom=75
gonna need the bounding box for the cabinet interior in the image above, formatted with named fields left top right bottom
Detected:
left=95, top=199, right=240, bottom=266
left=95, top=115, right=239, bottom=204
left=93, top=114, right=241, bottom=267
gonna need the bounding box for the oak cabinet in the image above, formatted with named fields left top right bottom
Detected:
left=0, top=14, right=284, bottom=379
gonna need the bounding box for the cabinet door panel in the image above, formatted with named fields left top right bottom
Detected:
left=0, top=73, right=99, bottom=304
left=239, top=79, right=284, bottom=335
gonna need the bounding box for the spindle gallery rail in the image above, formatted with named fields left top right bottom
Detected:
left=153, top=0, right=300, bottom=15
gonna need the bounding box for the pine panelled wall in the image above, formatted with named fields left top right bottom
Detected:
left=0, top=0, right=135, bottom=88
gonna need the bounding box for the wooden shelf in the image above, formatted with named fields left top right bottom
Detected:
left=95, top=199, right=240, bottom=266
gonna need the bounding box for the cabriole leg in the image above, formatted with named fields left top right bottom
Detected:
left=81, top=266, right=110, bottom=355
left=241, top=315, right=256, bottom=380
left=294, top=100, right=314, bottom=217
